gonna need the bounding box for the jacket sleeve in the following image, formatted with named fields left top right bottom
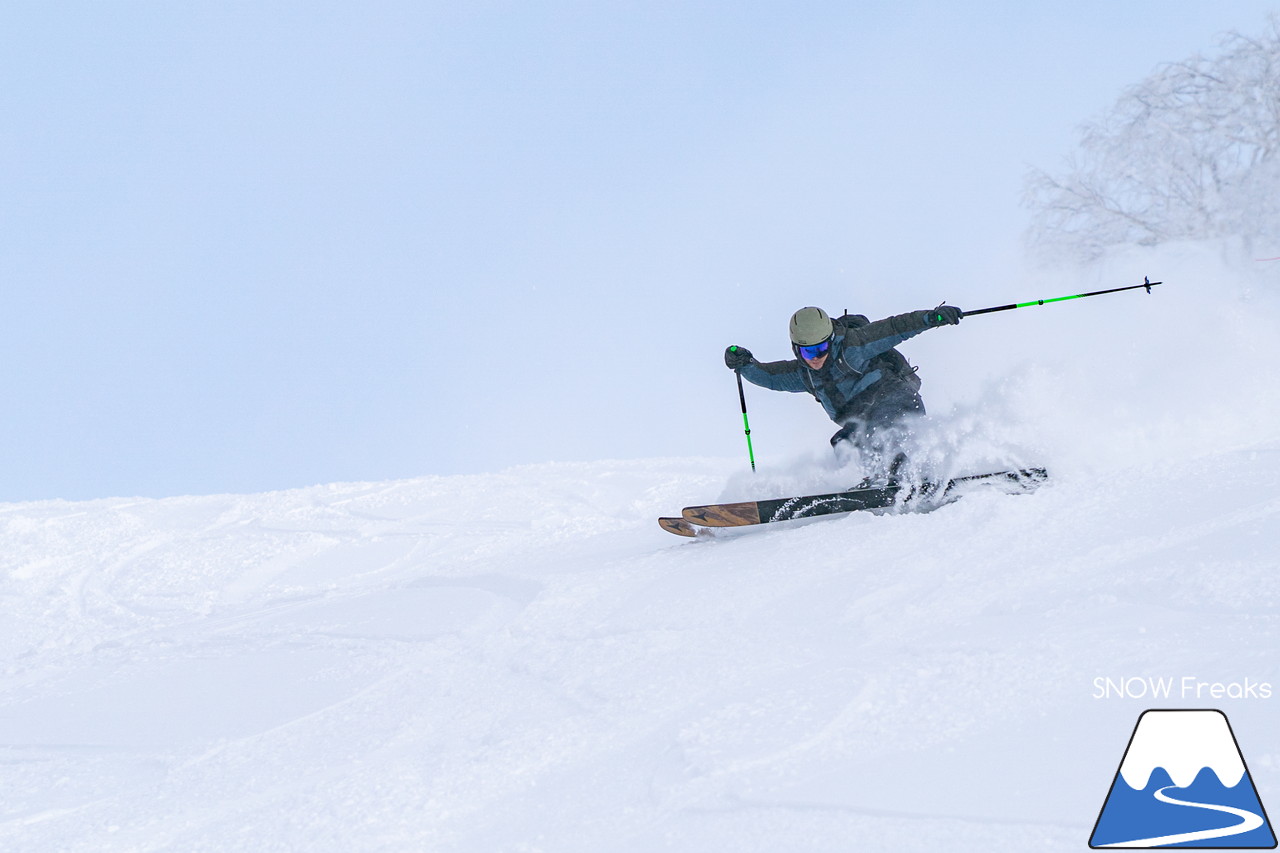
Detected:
left=840, top=311, right=931, bottom=361
left=738, top=358, right=808, bottom=393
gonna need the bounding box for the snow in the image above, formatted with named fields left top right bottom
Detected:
left=2, top=246, right=1279, bottom=851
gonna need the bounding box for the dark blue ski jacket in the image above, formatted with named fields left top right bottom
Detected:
left=738, top=312, right=932, bottom=423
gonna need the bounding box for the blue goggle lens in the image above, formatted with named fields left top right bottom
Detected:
left=798, top=340, right=830, bottom=360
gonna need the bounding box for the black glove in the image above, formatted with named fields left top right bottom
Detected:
left=724, top=345, right=754, bottom=369
left=923, top=305, right=962, bottom=326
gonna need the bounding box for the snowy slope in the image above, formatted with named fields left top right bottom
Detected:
left=2, top=247, right=1279, bottom=852
left=1, top=445, right=1278, bottom=852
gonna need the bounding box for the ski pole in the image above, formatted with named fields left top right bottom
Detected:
left=729, top=353, right=756, bottom=472
left=963, top=277, right=1162, bottom=317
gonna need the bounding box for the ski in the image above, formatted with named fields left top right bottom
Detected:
left=659, top=468, right=1047, bottom=536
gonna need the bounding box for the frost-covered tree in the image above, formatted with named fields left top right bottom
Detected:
left=1025, top=17, right=1280, bottom=261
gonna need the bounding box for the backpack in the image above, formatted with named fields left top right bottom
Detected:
left=835, top=312, right=922, bottom=392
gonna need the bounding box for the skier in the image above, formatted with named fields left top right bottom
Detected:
left=724, top=305, right=962, bottom=478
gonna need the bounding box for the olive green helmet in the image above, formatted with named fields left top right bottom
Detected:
left=788, top=307, right=833, bottom=347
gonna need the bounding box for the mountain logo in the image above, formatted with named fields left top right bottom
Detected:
left=1090, top=709, right=1277, bottom=848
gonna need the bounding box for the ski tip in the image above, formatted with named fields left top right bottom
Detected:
left=658, top=517, right=700, bottom=537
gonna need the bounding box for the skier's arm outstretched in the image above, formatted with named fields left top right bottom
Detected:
left=839, top=306, right=962, bottom=365
left=723, top=346, right=807, bottom=392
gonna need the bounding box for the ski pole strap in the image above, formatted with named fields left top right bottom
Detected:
left=964, top=277, right=1162, bottom=317
left=734, top=367, right=756, bottom=472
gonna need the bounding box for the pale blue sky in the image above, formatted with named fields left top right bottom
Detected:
left=1, top=1, right=1275, bottom=500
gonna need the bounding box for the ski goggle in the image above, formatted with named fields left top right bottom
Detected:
left=796, top=339, right=831, bottom=360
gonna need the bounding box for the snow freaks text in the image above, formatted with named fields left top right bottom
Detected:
left=1092, top=676, right=1273, bottom=701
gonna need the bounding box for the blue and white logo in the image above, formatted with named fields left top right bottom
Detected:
left=1090, top=709, right=1276, bottom=848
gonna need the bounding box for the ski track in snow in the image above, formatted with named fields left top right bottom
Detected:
left=0, top=447, right=1277, bottom=852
